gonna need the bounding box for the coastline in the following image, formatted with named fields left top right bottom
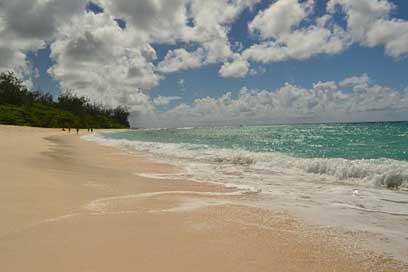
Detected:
left=0, top=125, right=406, bottom=272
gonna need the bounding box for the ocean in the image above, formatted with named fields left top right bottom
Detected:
left=96, top=122, right=408, bottom=189
left=84, top=122, right=408, bottom=260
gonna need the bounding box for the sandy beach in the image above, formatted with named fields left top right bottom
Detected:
left=0, top=125, right=405, bottom=272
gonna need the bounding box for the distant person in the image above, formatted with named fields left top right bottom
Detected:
left=76, top=128, right=79, bottom=134
left=68, top=127, right=71, bottom=133
left=62, top=128, right=65, bottom=131
left=91, top=128, right=94, bottom=133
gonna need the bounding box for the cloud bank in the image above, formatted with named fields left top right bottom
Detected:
left=131, top=75, right=408, bottom=128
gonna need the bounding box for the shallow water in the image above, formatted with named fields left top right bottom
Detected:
left=83, top=122, right=408, bottom=262
left=106, top=122, right=408, bottom=160
left=99, top=122, right=408, bottom=189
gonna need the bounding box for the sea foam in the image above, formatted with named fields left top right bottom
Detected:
left=82, top=132, right=408, bottom=263
left=83, top=134, right=408, bottom=191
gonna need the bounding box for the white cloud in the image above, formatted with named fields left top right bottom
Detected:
left=249, top=66, right=266, bottom=76
left=49, top=12, right=161, bottom=111
left=219, top=56, right=249, bottom=78
left=328, top=0, right=408, bottom=58
left=95, top=0, right=190, bottom=43
left=0, top=0, right=86, bottom=75
left=339, top=74, right=370, bottom=87
left=327, top=0, right=393, bottom=42
left=242, top=0, right=351, bottom=65
left=1, top=0, right=261, bottom=89
left=243, top=23, right=350, bottom=63
left=249, top=0, right=313, bottom=40
left=313, top=81, right=338, bottom=91
left=365, top=19, right=408, bottom=58
left=153, top=96, right=182, bottom=107
left=0, top=0, right=265, bottom=111
left=227, top=0, right=408, bottom=75
left=157, top=48, right=204, bottom=73
left=100, top=0, right=259, bottom=75
left=131, top=75, right=408, bottom=128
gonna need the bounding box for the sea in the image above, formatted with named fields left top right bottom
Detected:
left=84, top=122, right=408, bottom=261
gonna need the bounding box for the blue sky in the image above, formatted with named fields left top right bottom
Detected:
left=28, top=1, right=408, bottom=97
left=2, top=0, right=408, bottom=127
left=27, top=33, right=408, bottom=103
left=150, top=44, right=408, bottom=103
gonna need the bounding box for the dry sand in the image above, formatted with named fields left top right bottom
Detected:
left=0, top=125, right=405, bottom=272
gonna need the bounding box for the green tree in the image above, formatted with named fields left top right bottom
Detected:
left=0, top=71, right=130, bottom=128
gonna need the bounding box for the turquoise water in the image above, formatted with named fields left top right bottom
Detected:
left=102, top=122, right=408, bottom=161
left=88, top=122, right=408, bottom=260
left=94, top=122, right=408, bottom=190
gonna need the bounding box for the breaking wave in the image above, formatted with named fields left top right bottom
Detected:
left=83, top=134, right=408, bottom=191
left=82, top=129, right=408, bottom=263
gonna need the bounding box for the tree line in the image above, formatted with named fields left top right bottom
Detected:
left=0, top=72, right=130, bottom=128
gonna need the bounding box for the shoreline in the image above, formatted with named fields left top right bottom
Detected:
left=0, top=125, right=406, bottom=271
left=87, top=128, right=408, bottom=263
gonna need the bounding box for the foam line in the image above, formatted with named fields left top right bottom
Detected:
left=83, top=134, right=408, bottom=190
left=332, top=203, right=408, bottom=217
left=86, top=190, right=253, bottom=211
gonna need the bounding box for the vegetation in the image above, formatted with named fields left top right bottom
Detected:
left=0, top=72, right=130, bottom=128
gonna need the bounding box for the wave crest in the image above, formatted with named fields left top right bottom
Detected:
left=83, top=134, right=408, bottom=190
left=292, top=158, right=408, bottom=189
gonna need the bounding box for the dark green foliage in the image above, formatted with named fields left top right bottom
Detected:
left=0, top=104, right=79, bottom=128
left=0, top=72, right=129, bottom=128
left=0, top=72, right=34, bottom=105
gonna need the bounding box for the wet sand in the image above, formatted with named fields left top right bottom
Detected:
left=0, top=125, right=405, bottom=271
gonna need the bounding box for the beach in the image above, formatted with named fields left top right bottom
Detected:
left=0, top=125, right=406, bottom=272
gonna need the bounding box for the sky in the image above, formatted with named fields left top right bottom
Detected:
left=1, top=0, right=408, bottom=128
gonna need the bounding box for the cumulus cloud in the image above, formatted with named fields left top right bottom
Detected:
left=243, top=0, right=351, bottom=64
left=243, top=23, right=350, bottom=63
left=153, top=96, right=182, bottom=107
left=313, top=81, right=338, bottom=92
left=235, top=0, right=408, bottom=72
left=328, top=0, right=408, bottom=58
left=366, top=19, right=408, bottom=58
left=49, top=12, right=161, bottom=111
left=219, top=55, right=249, bottom=78
left=248, top=0, right=313, bottom=40
left=1, top=0, right=261, bottom=99
left=157, top=48, right=205, bottom=73
left=131, top=75, right=408, bottom=128
left=327, top=0, right=393, bottom=41
left=339, top=74, right=370, bottom=87
left=95, top=0, right=191, bottom=43
left=98, top=0, right=259, bottom=74
left=0, top=0, right=86, bottom=75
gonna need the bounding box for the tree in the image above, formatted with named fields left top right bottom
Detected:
left=57, top=91, right=88, bottom=115
left=113, top=106, right=130, bottom=127
left=0, top=72, right=33, bottom=105
left=0, top=71, right=130, bottom=128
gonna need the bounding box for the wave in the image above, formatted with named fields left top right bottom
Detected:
left=136, top=126, right=198, bottom=131
left=288, top=158, right=408, bottom=189
left=83, top=134, right=408, bottom=191
left=82, top=132, right=408, bottom=262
